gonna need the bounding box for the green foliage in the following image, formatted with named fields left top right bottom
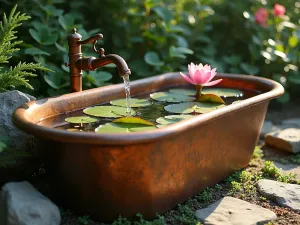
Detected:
left=262, top=160, right=297, bottom=183
left=111, top=214, right=165, bottom=225
left=172, top=205, right=201, bottom=225
left=77, top=215, right=92, bottom=225
left=252, top=146, right=264, bottom=159
left=0, top=136, right=34, bottom=168
left=0, top=5, right=50, bottom=92
left=0, top=1, right=298, bottom=100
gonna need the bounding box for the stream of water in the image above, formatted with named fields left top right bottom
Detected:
left=122, top=75, right=132, bottom=115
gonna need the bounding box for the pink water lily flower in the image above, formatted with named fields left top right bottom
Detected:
left=180, top=63, right=222, bottom=99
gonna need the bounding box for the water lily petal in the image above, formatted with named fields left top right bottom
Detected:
left=202, top=71, right=213, bottom=84
left=189, top=63, right=197, bottom=82
left=202, top=79, right=223, bottom=86
left=194, top=70, right=211, bottom=85
left=180, top=72, right=195, bottom=85
left=206, top=68, right=217, bottom=83
left=203, top=64, right=211, bottom=72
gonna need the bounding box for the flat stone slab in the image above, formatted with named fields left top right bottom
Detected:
left=257, top=179, right=300, bottom=212
left=265, top=127, right=300, bottom=153
left=274, top=162, right=300, bottom=179
left=0, top=181, right=61, bottom=225
left=195, top=196, right=276, bottom=225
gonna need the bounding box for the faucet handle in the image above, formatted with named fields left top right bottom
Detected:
left=77, top=33, right=104, bottom=53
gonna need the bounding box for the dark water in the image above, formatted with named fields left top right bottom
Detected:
left=38, top=87, right=260, bottom=132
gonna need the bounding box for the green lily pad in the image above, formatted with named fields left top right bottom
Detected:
left=150, top=92, right=195, bottom=103
left=113, top=117, right=155, bottom=126
left=164, top=102, right=225, bottom=114
left=110, top=98, right=151, bottom=108
left=156, top=115, right=195, bottom=125
left=169, top=88, right=243, bottom=97
left=202, top=88, right=243, bottom=97
left=83, top=106, right=135, bottom=118
left=95, top=122, right=156, bottom=133
left=65, top=116, right=97, bottom=124
left=169, top=88, right=196, bottom=96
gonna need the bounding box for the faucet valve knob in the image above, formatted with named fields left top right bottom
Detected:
left=98, top=48, right=105, bottom=57
left=65, top=62, right=70, bottom=67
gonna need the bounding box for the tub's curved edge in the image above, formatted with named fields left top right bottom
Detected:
left=12, top=73, right=284, bottom=145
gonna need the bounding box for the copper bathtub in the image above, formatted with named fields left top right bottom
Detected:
left=13, top=73, right=283, bottom=221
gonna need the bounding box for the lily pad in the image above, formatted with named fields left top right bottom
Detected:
left=110, top=98, right=151, bottom=107
left=198, top=94, right=225, bottom=104
left=95, top=122, right=156, bottom=133
left=164, top=102, right=225, bottom=114
left=169, top=88, right=196, bottom=96
left=150, top=92, right=195, bottom=103
left=83, top=106, right=135, bottom=118
left=202, top=88, right=243, bottom=97
left=169, top=88, right=243, bottom=97
left=156, top=115, right=194, bottom=125
left=113, top=117, right=155, bottom=126
left=65, top=116, right=97, bottom=124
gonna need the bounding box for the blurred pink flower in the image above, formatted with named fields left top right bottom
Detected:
left=180, top=63, right=222, bottom=87
left=255, top=8, right=269, bottom=27
left=273, top=4, right=286, bottom=17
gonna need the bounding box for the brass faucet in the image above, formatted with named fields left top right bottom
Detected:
left=66, top=28, right=131, bottom=92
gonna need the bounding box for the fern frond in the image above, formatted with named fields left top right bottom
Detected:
left=0, top=62, right=51, bottom=92
left=0, top=5, right=51, bottom=92
left=0, top=5, right=30, bottom=64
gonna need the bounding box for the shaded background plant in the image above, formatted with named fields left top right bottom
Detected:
left=0, top=0, right=298, bottom=102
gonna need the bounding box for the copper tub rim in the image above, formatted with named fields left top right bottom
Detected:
left=12, top=73, right=284, bottom=145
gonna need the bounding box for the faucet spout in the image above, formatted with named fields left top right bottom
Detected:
left=75, top=54, right=131, bottom=77
left=66, top=28, right=131, bottom=92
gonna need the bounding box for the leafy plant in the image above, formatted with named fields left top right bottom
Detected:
left=0, top=0, right=298, bottom=100
left=0, top=5, right=50, bottom=92
left=77, top=215, right=92, bottom=225
left=0, top=136, right=34, bottom=168
left=262, top=160, right=297, bottom=183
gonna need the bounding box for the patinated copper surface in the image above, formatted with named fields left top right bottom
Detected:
left=66, top=28, right=131, bottom=92
left=13, top=73, right=284, bottom=221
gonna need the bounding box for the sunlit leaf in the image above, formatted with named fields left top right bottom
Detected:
left=288, top=36, right=298, bottom=48
left=65, top=116, right=97, bottom=124
left=156, top=115, right=194, bottom=125
left=198, top=94, right=225, bottom=104
left=110, top=98, right=151, bottom=108
left=113, top=117, right=154, bottom=126
left=83, top=106, right=135, bottom=118
left=150, top=92, right=195, bottom=103
left=95, top=122, right=156, bottom=133
left=164, top=102, right=225, bottom=114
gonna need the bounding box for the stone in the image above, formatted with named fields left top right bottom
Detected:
left=274, top=162, right=300, bottom=180
left=260, top=120, right=278, bottom=138
left=282, top=118, right=300, bottom=128
left=265, top=127, right=300, bottom=153
left=0, top=90, right=35, bottom=151
left=195, top=196, right=276, bottom=225
left=257, top=179, right=300, bottom=212
left=0, top=181, right=61, bottom=225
